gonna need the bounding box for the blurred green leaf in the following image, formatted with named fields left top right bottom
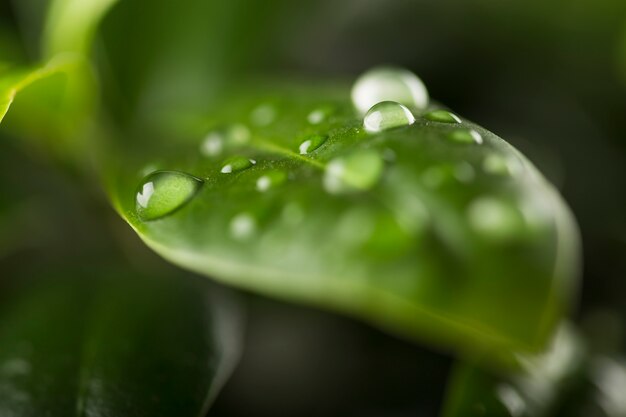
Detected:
left=442, top=324, right=587, bottom=417
left=105, top=82, right=580, bottom=361
left=0, top=269, right=241, bottom=416
left=0, top=54, right=96, bottom=162
left=0, top=55, right=80, bottom=124
left=43, top=0, right=119, bottom=57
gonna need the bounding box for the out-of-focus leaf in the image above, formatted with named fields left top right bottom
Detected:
left=0, top=55, right=79, bottom=124
left=105, top=81, right=580, bottom=361
left=0, top=269, right=242, bottom=416
left=43, top=0, right=119, bottom=57
left=442, top=324, right=587, bottom=417
left=0, top=54, right=95, bottom=161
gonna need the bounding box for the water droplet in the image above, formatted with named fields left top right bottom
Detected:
left=299, top=134, right=328, bottom=155
left=351, top=66, right=429, bottom=114
left=363, top=101, right=415, bottom=133
left=256, top=171, right=287, bottom=192
left=227, top=124, right=251, bottom=145
left=454, top=162, right=475, bottom=183
left=448, top=128, right=483, bottom=144
left=136, top=171, right=203, bottom=221
left=282, top=202, right=305, bottom=225
left=335, top=208, right=375, bottom=247
left=467, top=197, right=524, bottom=241
left=230, top=213, right=256, bottom=241
left=200, top=131, right=224, bottom=156
left=382, top=148, right=396, bottom=162
left=482, top=153, right=521, bottom=177
left=424, top=110, right=461, bottom=123
left=221, top=156, right=256, bottom=174
left=250, top=103, right=276, bottom=126
left=324, top=150, right=384, bottom=194
left=421, top=166, right=447, bottom=189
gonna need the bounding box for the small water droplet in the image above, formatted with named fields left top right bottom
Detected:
left=424, top=110, right=461, bottom=123
left=200, top=131, right=224, bottom=156
left=382, top=148, right=396, bottom=162
left=454, top=162, right=475, bottom=183
left=363, top=101, right=415, bottom=133
left=221, top=156, right=256, bottom=174
left=324, top=150, right=384, bottom=194
left=282, top=202, right=305, bottom=225
left=256, top=171, right=287, bottom=192
left=136, top=171, right=203, bottom=221
left=230, top=213, right=256, bottom=241
left=336, top=208, right=375, bottom=247
left=421, top=166, right=446, bottom=188
left=352, top=66, right=429, bottom=114
left=468, top=197, right=523, bottom=241
left=448, top=128, right=483, bottom=144
left=482, top=153, right=521, bottom=177
left=227, top=124, right=251, bottom=145
left=299, top=134, right=328, bottom=155
left=250, top=103, right=276, bottom=126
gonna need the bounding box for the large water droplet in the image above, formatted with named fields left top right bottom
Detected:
left=221, top=156, right=256, bottom=174
left=324, top=150, right=384, bottom=194
left=424, top=110, right=461, bottom=124
left=448, top=128, right=483, bottom=144
left=256, top=171, right=287, bottom=192
left=299, top=134, right=328, bottom=155
left=352, top=66, right=429, bottom=114
left=363, top=101, right=415, bottom=133
left=136, top=171, right=203, bottom=220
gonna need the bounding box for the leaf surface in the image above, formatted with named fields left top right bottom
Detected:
left=106, top=82, right=580, bottom=359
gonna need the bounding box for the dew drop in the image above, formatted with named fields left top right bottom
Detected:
left=363, top=101, right=415, bottom=133
left=467, top=197, right=524, bottom=241
left=200, top=131, right=224, bottom=156
left=324, top=150, right=384, bottom=194
left=424, top=110, right=461, bottom=124
left=454, top=162, right=475, bottom=183
left=282, top=202, right=305, bottom=225
left=227, top=124, right=251, bottom=145
left=250, top=103, right=276, bottom=126
left=351, top=66, right=429, bottom=114
left=135, top=171, right=203, bottom=221
left=221, top=156, right=256, bottom=174
left=421, top=166, right=446, bottom=189
left=448, top=128, right=483, bottom=144
left=256, top=171, right=287, bottom=192
left=482, top=153, right=522, bottom=177
left=230, top=213, right=256, bottom=241
left=299, top=134, right=328, bottom=155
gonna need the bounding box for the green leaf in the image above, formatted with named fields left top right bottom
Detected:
left=0, top=55, right=81, bottom=124
left=441, top=324, right=587, bottom=417
left=106, top=81, right=580, bottom=361
left=43, top=0, right=120, bottom=57
left=0, top=269, right=242, bottom=416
